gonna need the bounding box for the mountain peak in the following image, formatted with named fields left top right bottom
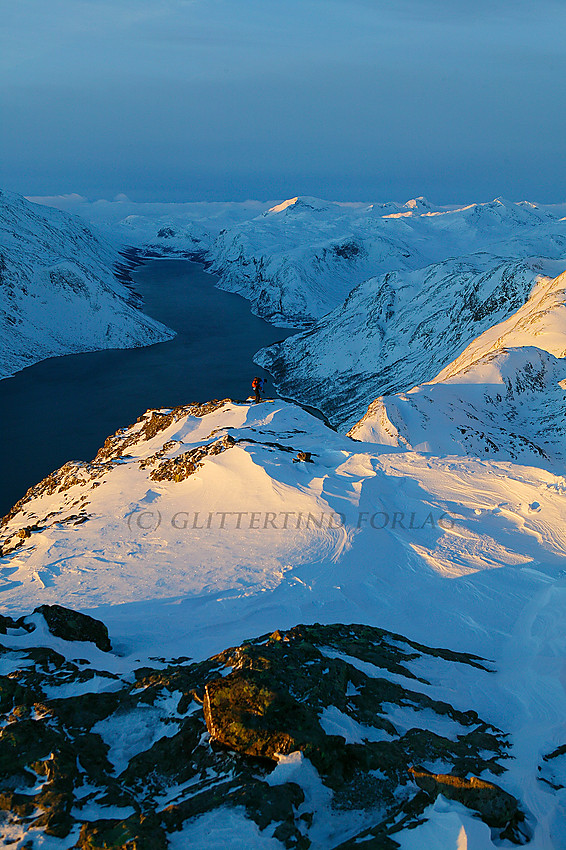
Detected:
left=267, top=196, right=299, bottom=214
left=403, top=196, right=432, bottom=211
left=266, top=196, right=330, bottom=215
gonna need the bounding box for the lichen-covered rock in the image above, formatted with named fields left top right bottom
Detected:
left=202, top=625, right=513, bottom=803
left=33, top=604, right=112, bottom=651
left=203, top=671, right=329, bottom=761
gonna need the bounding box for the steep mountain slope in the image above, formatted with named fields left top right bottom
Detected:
left=0, top=190, right=174, bottom=377
left=350, top=347, right=566, bottom=465
left=2, top=398, right=566, bottom=846
left=349, top=267, right=566, bottom=463
left=257, top=254, right=560, bottom=429
left=204, top=196, right=566, bottom=328
left=205, top=197, right=426, bottom=326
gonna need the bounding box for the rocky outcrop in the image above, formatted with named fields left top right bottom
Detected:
left=203, top=671, right=326, bottom=762
left=0, top=605, right=110, bottom=650
left=95, top=399, right=231, bottom=463
left=0, top=614, right=34, bottom=635
left=0, top=615, right=528, bottom=847
left=146, top=434, right=235, bottom=483
left=75, top=813, right=168, bottom=850
left=0, top=400, right=232, bottom=530
left=538, top=743, right=566, bottom=792
left=33, top=604, right=111, bottom=651
left=408, top=767, right=524, bottom=840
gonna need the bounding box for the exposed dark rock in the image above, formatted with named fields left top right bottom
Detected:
left=0, top=616, right=527, bottom=847
left=203, top=670, right=330, bottom=762
left=333, top=241, right=361, bottom=260
left=0, top=614, right=34, bottom=635
left=145, top=434, right=236, bottom=482
left=33, top=604, right=112, bottom=652
left=293, top=451, right=313, bottom=463
left=408, top=767, right=525, bottom=839
left=75, top=813, right=168, bottom=850
left=543, top=742, right=566, bottom=761
left=538, top=743, right=566, bottom=792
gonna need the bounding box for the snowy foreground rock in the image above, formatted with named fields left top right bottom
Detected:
left=3, top=398, right=566, bottom=846
left=0, top=612, right=526, bottom=848
left=0, top=190, right=174, bottom=378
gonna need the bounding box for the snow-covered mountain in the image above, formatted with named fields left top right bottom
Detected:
left=2, top=397, right=566, bottom=846
left=5, top=190, right=566, bottom=846
left=346, top=265, right=566, bottom=459
left=0, top=190, right=174, bottom=378
left=35, top=193, right=566, bottom=331
left=204, top=196, right=427, bottom=327
left=257, top=255, right=566, bottom=429
left=28, top=192, right=274, bottom=256
left=350, top=346, right=566, bottom=465
left=204, top=196, right=566, bottom=328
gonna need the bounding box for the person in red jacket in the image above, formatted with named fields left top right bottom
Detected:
left=252, top=376, right=265, bottom=403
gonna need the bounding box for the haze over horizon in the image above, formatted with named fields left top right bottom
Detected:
left=2, top=0, right=566, bottom=203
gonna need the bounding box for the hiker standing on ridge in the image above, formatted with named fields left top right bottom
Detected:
left=252, top=376, right=265, bottom=404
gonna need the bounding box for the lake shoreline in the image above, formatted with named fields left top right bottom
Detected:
left=0, top=259, right=299, bottom=517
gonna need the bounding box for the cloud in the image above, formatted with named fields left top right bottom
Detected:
left=25, top=193, right=88, bottom=205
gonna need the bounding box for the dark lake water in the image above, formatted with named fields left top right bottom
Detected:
left=0, top=260, right=296, bottom=517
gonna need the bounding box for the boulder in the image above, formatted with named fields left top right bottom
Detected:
left=0, top=614, right=34, bottom=634
left=408, top=767, right=525, bottom=839
left=33, top=604, right=111, bottom=652
left=75, top=813, right=167, bottom=850
left=203, top=670, right=326, bottom=761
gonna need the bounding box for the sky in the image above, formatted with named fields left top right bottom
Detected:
left=1, top=0, right=566, bottom=203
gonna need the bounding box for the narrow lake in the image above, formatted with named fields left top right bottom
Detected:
left=0, top=260, right=296, bottom=517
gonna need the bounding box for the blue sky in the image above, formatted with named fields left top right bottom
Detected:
left=2, top=0, right=565, bottom=202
